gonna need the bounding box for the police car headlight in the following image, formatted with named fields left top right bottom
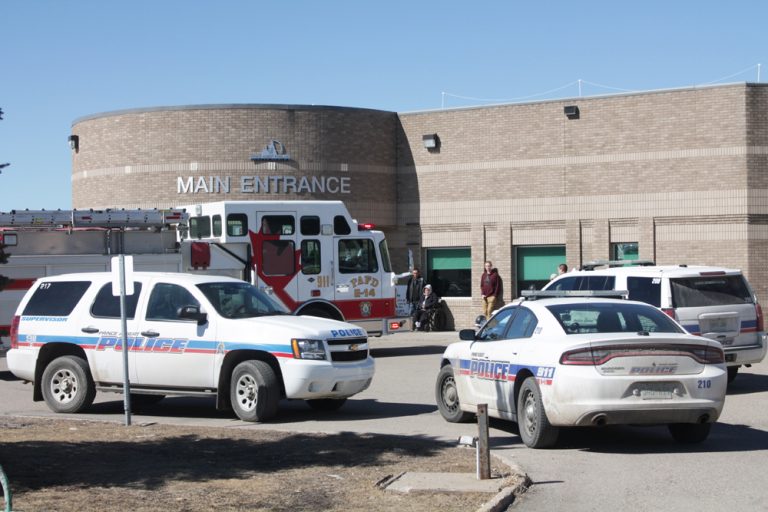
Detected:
left=291, top=339, right=327, bottom=360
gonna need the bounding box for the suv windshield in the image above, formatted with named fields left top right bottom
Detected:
left=197, top=282, right=290, bottom=319
left=671, top=275, right=753, bottom=307
left=546, top=302, right=683, bottom=335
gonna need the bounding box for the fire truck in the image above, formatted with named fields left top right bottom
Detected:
left=0, top=201, right=406, bottom=346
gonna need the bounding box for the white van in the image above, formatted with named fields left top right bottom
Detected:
left=545, top=262, right=766, bottom=382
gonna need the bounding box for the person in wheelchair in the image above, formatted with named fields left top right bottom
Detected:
left=413, top=284, right=440, bottom=331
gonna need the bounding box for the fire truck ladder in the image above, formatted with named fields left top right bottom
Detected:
left=0, top=208, right=188, bottom=229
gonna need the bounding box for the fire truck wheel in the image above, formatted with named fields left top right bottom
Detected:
left=306, top=398, right=347, bottom=411
left=41, top=355, right=96, bottom=414
left=299, top=305, right=343, bottom=321
left=230, top=360, right=280, bottom=422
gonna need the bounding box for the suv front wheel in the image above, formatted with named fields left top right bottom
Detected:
left=41, top=355, right=96, bottom=413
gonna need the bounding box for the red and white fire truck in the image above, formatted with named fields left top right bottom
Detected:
left=0, top=201, right=406, bottom=346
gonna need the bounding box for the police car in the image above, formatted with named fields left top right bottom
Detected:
left=7, top=272, right=374, bottom=422
left=435, top=291, right=727, bottom=448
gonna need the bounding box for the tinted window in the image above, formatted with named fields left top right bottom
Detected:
left=338, top=239, right=378, bottom=274
left=212, top=215, right=223, bottom=237
left=427, top=248, right=472, bottom=297
left=91, top=282, right=143, bottom=319
left=263, top=240, right=296, bottom=275
left=189, top=216, right=211, bottom=238
left=549, top=275, right=615, bottom=292
left=301, top=240, right=321, bottom=275
left=507, top=308, right=537, bottom=339
left=334, top=215, right=351, bottom=235
left=549, top=276, right=578, bottom=291
left=627, top=277, right=661, bottom=307
left=227, top=213, right=248, bottom=236
left=546, top=302, right=682, bottom=335
left=300, top=216, right=320, bottom=236
left=477, top=308, right=516, bottom=341
left=23, top=281, right=91, bottom=316
left=197, top=282, right=289, bottom=318
left=671, top=275, right=753, bottom=307
left=262, top=215, right=294, bottom=235
left=146, top=283, right=200, bottom=321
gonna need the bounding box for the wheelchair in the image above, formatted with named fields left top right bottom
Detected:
left=423, top=299, right=445, bottom=332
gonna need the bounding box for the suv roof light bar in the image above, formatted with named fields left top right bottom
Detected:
left=521, top=290, right=629, bottom=300
left=580, top=259, right=656, bottom=271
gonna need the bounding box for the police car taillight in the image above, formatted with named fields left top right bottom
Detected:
left=9, top=315, right=20, bottom=349
left=358, top=223, right=376, bottom=230
left=757, top=303, right=765, bottom=332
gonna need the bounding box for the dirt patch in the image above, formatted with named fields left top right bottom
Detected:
left=0, top=416, right=522, bottom=511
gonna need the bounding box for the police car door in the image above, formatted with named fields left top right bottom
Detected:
left=134, top=282, right=216, bottom=388
left=465, top=307, right=519, bottom=412
left=334, top=237, right=382, bottom=321
left=253, top=213, right=299, bottom=311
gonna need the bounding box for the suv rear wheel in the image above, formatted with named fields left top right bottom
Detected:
left=41, top=355, right=96, bottom=413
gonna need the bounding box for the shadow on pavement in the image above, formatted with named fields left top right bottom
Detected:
left=371, top=345, right=447, bottom=358
left=82, top=396, right=438, bottom=423
left=0, top=370, right=20, bottom=381
left=726, top=371, right=768, bottom=395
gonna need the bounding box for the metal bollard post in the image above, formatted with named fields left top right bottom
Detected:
left=477, top=403, right=491, bottom=480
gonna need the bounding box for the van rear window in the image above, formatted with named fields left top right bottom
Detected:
left=23, top=281, right=91, bottom=316
left=671, top=276, right=753, bottom=307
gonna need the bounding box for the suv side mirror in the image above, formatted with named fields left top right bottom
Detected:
left=179, top=305, right=207, bottom=325
left=459, top=329, right=477, bottom=341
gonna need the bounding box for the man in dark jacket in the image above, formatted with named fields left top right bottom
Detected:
left=413, top=284, right=439, bottom=331
left=480, top=261, right=501, bottom=318
left=406, top=268, right=425, bottom=329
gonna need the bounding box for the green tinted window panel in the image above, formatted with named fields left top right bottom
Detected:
left=517, top=246, right=566, bottom=280
left=428, top=248, right=471, bottom=270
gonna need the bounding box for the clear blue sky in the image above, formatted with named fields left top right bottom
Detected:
left=1, top=1, right=765, bottom=209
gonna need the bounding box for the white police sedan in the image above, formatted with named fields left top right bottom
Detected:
left=435, top=291, right=727, bottom=448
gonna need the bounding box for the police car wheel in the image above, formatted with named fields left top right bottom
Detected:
left=230, top=360, right=279, bottom=422
left=668, top=422, right=711, bottom=444
left=435, top=365, right=473, bottom=423
left=306, top=398, right=347, bottom=411
left=517, top=378, right=559, bottom=449
left=41, top=355, right=96, bottom=414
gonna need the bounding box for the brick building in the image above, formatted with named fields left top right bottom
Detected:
left=71, top=83, right=768, bottom=328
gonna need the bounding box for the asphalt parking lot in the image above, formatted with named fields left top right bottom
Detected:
left=2, top=332, right=768, bottom=511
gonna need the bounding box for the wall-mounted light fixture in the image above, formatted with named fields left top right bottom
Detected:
left=68, top=135, right=79, bottom=152
left=564, top=105, right=580, bottom=120
left=422, top=133, right=440, bottom=150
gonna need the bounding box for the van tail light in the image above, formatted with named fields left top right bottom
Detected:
left=10, top=315, right=20, bottom=349
left=757, top=303, right=764, bottom=332
left=661, top=308, right=676, bottom=320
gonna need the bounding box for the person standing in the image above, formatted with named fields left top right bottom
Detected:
left=406, top=268, right=425, bottom=329
left=480, top=261, right=501, bottom=318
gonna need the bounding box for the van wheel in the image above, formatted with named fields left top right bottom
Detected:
left=727, top=366, right=739, bottom=383
left=669, top=423, right=711, bottom=443
left=307, top=398, right=347, bottom=411
left=230, top=360, right=279, bottom=422
left=435, top=365, right=473, bottom=423
left=517, top=378, right=559, bottom=448
left=41, top=355, right=96, bottom=414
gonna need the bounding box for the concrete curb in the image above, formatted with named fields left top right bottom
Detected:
left=476, top=462, right=531, bottom=512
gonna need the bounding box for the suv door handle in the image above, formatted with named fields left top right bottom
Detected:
left=81, top=326, right=99, bottom=334
left=141, top=330, right=160, bottom=338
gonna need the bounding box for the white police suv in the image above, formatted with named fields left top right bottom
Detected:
left=7, top=272, right=374, bottom=421
left=545, top=262, right=767, bottom=382
left=436, top=291, right=727, bottom=448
